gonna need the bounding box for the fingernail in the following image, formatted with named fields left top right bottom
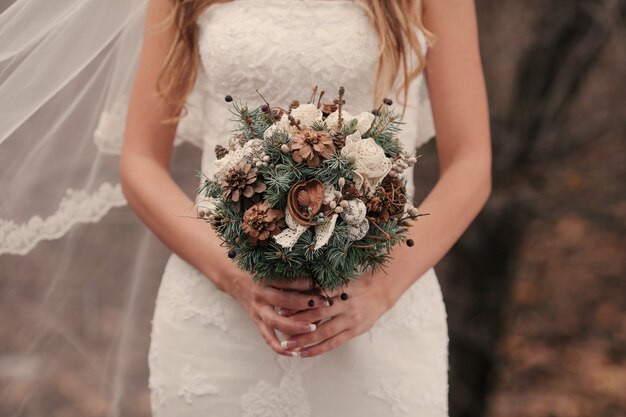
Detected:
left=281, top=340, right=297, bottom=350
left=290, top=351, right=301, bottom=357
left=318, top=296, right=330, bottom=307
left=308, top=324, right=316, bottom=332
left=277, top=309, right=287, bottom=316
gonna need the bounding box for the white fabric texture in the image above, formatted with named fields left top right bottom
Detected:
left=149, top=1, right=448, bottom=416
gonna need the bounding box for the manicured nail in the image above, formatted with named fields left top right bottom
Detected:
left=277, top=309, right=287, bottom=316
left=281, top=340, right=297, bottom=350
left=306, top=324, right=316, bottom=332
left=318, top=296, right=331, bottom=307
left=290, top=351, right=301, bottom=357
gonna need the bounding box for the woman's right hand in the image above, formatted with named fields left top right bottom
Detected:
left=214, top=262, right=330, bottom=356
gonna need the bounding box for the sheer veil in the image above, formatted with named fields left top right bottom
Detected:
left=0, top=1, right=439, bottom=415
left=1, top=1, right=203, bottom=414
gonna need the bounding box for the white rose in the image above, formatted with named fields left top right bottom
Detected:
left=341, top=136, right=391, bottom=192
left=325, top=110, right=374, bottom=135
left=271, top=103, right=323, bottom=137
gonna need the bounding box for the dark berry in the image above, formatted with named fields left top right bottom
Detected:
left=273, top=113, right=281, bottom=121
left=340, top=292, right=349, bottom=301
left=383, top=98, right=393, bottom=106
left=308, top=299, right=315, bottom=308
left=261, top=104, right=270, bottom=113
left=227, top=249, right=236, bottom=258
left=224, top=95, right=233, bottom=103
left=406, top=239, right=415, bottom=247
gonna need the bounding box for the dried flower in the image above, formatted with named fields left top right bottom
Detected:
left=289, top=129, right=336, bottom=168
left=365, top=176, right=407, bottom=222
left=287, top=179, right=325, bottom=226
left=221, top=160, right=266, bottom=212
left=242, top=201, right=285, bottom=245
left=341, top=135, right=392, bottom=192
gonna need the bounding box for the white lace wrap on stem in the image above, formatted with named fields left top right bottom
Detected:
left=212, top=139, right=265, bottom=181
left=273, top=211, right=339, bottom=251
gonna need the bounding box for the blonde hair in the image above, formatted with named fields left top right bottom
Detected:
left=157, top=0, right=433, bottom=121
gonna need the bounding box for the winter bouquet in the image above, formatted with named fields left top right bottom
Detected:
left=196, top=87, right=423, bottom=291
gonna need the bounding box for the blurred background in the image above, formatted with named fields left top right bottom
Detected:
left=1, top=0, right=625, bottom=416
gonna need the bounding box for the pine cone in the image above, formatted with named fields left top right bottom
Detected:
left=332, top=132, right=346, bottom=151
left=365, top=177, right=407, bottom=222
left=242, top=201, right=286, bottom=245
left=341, top=182, right=361, bottom=200
left=215, top=144, right=228, bottom=160
left=221, top=160, right=266, bottom=212
left=289, top=128, right=336, bottom=168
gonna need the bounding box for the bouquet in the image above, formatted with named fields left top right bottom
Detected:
left=196, top=87, right=423, bottom=291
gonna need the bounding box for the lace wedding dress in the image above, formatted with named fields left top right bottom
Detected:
left=148, top=1, right=449, bottom=416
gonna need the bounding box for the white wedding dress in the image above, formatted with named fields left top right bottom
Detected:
left=148, top=1, right=449, bottom=416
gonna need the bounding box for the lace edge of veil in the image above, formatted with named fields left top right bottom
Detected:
left=0, top=183, right=127, bottom=256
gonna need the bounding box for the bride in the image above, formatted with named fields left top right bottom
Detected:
left=119, top=0, right=490, bottom=415
left=0, top=0, right=489, bottom=415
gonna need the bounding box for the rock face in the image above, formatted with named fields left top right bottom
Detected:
left=411, top=1, right=626, bottom=416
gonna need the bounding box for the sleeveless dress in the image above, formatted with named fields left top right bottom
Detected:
left=148, top=1, right=449, bottom=416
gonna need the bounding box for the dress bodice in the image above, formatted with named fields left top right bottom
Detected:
left=195, top=0, right=435, bottom=197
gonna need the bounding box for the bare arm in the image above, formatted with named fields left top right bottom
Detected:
left=119, top=0, right=226, bottom=287
left=119, top=0, right=322, bottom=355
left=385, top=0, right=492, bottom=302
left=282, top=0, right=492, bottom=357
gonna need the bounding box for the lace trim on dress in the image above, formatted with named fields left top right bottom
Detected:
left=0, top=182, right=126, bottom=256
left=240, top=355, right=319, bottom=417
left=92, top=94, right=205, bottom=155
left=159, top=256, right=228, bottom=331
left=367, top=379, right=410, bottom=413
left=177, top=364, right=220, bottom=404
left=368, top=273, right=446, bottom=340
left=367, top=377, right=448, bottom=412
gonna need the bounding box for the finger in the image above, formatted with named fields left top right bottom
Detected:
left=267, top=277, right=317, bottom=292
left=260, top=306, right=317, bottom=336
left=286, top=298, right=344, bottom=323
left=255, top=320, right=292, bottom=356
left=323, top=286, right=350, bottom=299
left=275, top=308, right=300, bottom=317
left=284, top=315, right=351, bottom=350
left=291, top=330, right=353, bottom=358
left=262, top=287, right=331, bottom=310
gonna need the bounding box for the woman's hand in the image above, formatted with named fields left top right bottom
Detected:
left=216, top=262, right=332, bottom=356
left=275, top=271, right=395, bottom=358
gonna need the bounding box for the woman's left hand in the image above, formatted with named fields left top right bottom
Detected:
left=274, top=271, right=396, bottom=358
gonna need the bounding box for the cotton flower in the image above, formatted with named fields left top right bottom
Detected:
left=340, top=133, right=392, bottom=192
